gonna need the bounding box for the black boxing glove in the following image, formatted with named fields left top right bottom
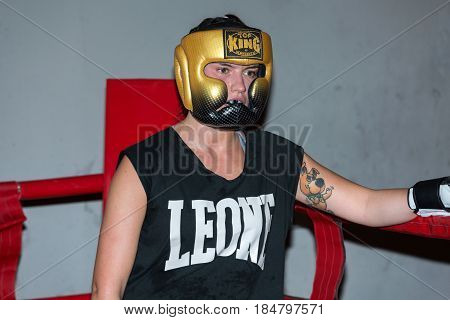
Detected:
left=407, top=177, right=450, bottom=217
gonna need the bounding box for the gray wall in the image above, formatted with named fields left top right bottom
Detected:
left=1, top=0, right=449, bottom=299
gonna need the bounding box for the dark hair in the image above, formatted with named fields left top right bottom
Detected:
left=189, top=14, right=259, bottom=33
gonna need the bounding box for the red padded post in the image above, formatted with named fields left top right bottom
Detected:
left=103, top=79, right=185, bottom=209
left=0, top=181, right=27, bottom=300
left=295, top=203, right=345, bottom=300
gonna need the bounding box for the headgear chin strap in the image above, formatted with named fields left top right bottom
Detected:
left=174, top=25, right=273, bottom=130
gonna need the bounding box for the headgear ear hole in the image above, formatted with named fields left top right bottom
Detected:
left=257, top=64, right=266, bottom=78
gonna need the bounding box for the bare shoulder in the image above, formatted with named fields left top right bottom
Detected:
left=106, top=155, right=148, bottom=224
left=112, top=155, right=147, bottom=202
left=91, top=155, right=148, bottom=298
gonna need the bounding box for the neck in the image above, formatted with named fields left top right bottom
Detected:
left=174, top=112, right=239, bottom=149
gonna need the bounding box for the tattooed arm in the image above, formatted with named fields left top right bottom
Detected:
left=295, top=152, right=417, bottom=227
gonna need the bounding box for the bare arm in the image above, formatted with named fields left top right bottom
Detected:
left=296, top=152, right=417, bottom=227
left=91, top=156, right=147, bottom=299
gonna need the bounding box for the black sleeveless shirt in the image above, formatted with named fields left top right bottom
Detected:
left=116, top=126, right=304, bottom=299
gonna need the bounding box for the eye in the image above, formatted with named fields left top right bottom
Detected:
left=217, top=67, right=230, bottom=74
left=244, top=69, right=258, bottom=79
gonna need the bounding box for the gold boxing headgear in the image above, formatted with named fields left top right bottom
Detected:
left=174, top=16, right=272, bottom=130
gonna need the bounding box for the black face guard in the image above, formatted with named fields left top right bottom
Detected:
left=191, top=99, right=261, bottom=131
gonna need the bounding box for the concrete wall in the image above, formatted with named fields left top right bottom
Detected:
left=1, top=0, right=449, bottom=299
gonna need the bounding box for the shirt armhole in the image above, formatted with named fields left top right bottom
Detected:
left=290, top=144, right=304, bottom=225
left=116, top=148, right=152, bottom=200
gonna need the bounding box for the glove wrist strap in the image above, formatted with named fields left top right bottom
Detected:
left=412, top=177, right=450, bottom=213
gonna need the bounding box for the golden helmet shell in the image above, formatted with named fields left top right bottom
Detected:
left=174, top=28, right=272, bottom=114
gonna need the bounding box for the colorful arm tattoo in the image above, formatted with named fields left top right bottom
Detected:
left=300, top=161, right=335, bottom=214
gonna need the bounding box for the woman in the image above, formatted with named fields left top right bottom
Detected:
left=91, top=15, right=449, bottom=300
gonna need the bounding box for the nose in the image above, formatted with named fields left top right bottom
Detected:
left=229, top=71, right=246, bottom=94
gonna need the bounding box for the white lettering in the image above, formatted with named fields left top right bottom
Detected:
left=235, top=196, right=263, bottom=264
left=164, top=200, right=189, bottom=271
left=164, top=194, right=276, bottom=271
left=257, top=194, right=275, bottom=268
left=216, top=198, right=241, bottom=256
left=190, top=200, right=216, bottom=265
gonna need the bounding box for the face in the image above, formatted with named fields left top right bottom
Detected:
left=203, top=62, right=260, bottom=108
